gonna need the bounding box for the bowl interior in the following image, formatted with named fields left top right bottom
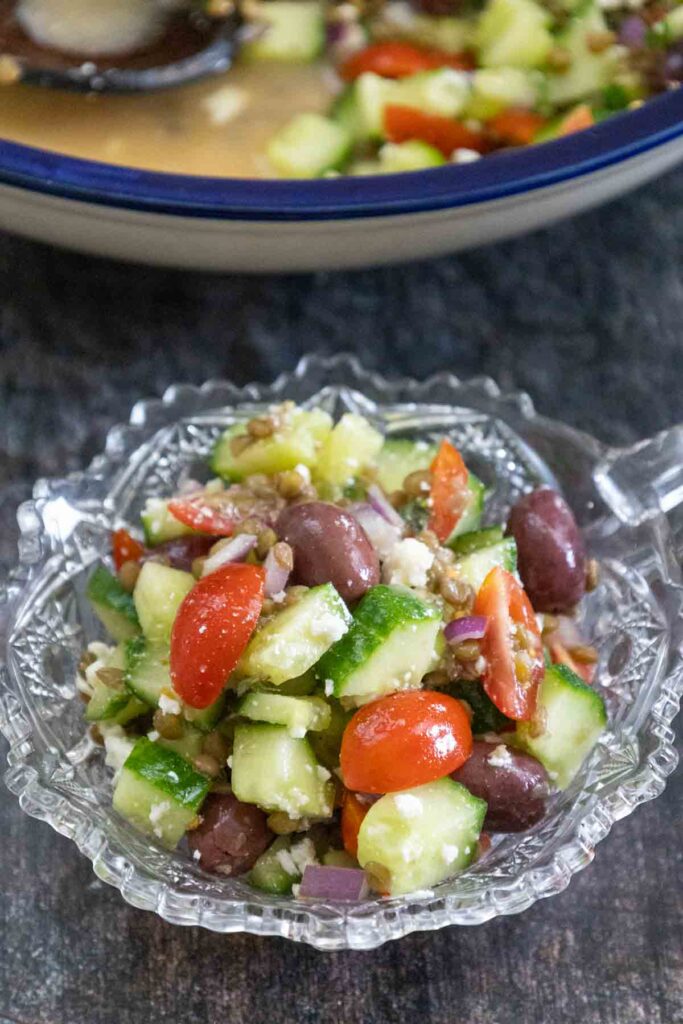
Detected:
left=2, top=367, right=681, bottom=948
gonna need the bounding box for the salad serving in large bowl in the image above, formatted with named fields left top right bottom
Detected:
left=0, top=0, right=681, bottom=268
left=1, top=355, right=681, bottom=949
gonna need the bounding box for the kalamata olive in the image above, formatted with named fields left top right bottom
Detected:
left=411, top=0, right=466, bottom=14
left=451, top=741, right=550, bottom=832
left=187, top=793, right=272, bottom=875
left=143, top=535, right=217, bottom=573
left=276, top=501, right=380, bottom=603
left=506, top=488, right=586, bottom=613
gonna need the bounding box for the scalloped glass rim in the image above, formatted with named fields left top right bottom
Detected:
left=0, top=354, right=681, bottom=951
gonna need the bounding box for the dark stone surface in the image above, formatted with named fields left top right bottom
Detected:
left=0, top=168, right=682, bottom=1024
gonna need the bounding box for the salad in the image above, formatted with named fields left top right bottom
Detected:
left=79, top=402, right=607, bottom=900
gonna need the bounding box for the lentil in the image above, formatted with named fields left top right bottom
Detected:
left=193, top=753, right=222, bottom=778
left=568, top=643, right=598, bottom=665
left=586, top=29, right=615, bottom=52
left=96, top=667, right=125, bottom=689
left=256, top=527, right=277, bottom=559
left=229, top=433, right=252, bottom=458
left=365, top=861, right=391, bottom=894
left=402, top=469, right=432, bottom=498
left=548, top=46, right=572, bottom=71
left=153, top=708, right=185, bottom=740
left=202, top=730, right=232, bottom=762
left=246, top=415, right=275, bottom=439
left=272, top=541, right=294, bottom=571
left=277, top=469, right=307, bottom=499
left=267, top=812, right=309, bottom=834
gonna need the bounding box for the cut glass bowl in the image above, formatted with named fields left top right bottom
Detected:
left=1, top=354, right=681, bottom=950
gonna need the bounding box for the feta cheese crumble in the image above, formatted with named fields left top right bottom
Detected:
left=99, top=722, right=135, bottom=778
left=441, top=843, right=459, bottom=863
left=202, top=85, right=248, bottom=125
left=382, top=538, right=435, bottom=589
left=159, top=692, right=182, bottom=716
left=309, top=611, right=348, bottom=644
left=393, top=793, right=423, bottom=818
left=487, top=744, right=514, bottom=768
left=149, top=800, right=171, bottom=826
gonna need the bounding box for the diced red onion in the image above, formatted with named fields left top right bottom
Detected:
left=444, top=615, right=489, bottom=644
left=298, top=865, right=369, bottom=901
left=618, top=15, right=646, bottom=48
left=327, top=20, right=367, bottom=60
left=367, top=483, right=406, bottom=531
left=349, top=503, right=402, bottom=560
left=201, top=534, right=256, bottom=576
left=264, top=545, right=291, bottom=597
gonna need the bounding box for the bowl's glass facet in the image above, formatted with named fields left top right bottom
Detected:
left=1, top=356, right=681, bottom=950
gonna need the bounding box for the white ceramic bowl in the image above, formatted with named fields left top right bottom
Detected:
left=0, top=91, right=681, bottom=271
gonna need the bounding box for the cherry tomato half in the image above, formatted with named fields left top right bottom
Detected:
left=428, top=438, right=470, bottom=543
left=340, top=690, right=473, bottom=794
left=112, top=528, right=145, bottom=571
left=384, top=105, right=487, bottom=158
left=474, top=566, right=544, bottom=721
left=340, top=41, right=474, bottom=81
left=168, top=493, right=240, bottom=536
left=341, top=791, right=370, bottom=858
left=171, top=563, right=265, bottom=708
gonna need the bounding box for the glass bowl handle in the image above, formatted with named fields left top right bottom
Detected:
left=595, top=424, right=683, bottom=559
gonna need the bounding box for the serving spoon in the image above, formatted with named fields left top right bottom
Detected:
left=0, top=0, right=243, bottom=92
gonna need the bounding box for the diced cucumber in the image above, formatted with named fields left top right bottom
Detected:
left=308, top=699, right=353, bottom=769
left=354, top=69, right=470, bottom=140
left=124, top=636, right=225, bottom=731
left=454, top=537, right=517, bottom=592
left=446, top=473, right=486, bottom=543
left=476, top=0, right=553, bottom=69
left=267, top=114, right=352, bottom=179
left=113, top=737, right=210, bottom=848
left=447, top=679, right=511, bottom=735
left=316, top=585, right=441, bottom=706
left=231, top=723, right=334, bottom=818
left=249, top=834, right=318, bottom=894
left=140, top=497, right=194, bottom=546
left=238, top=583, right=351, bottom=686
left=243, top=1, right=325, bottom=61
left=466, top=67, right=541, bottom=120
left=451, top=526, right=504, bottom=555
left=315, top=414, right=384, bottom=487
left=375, top=438, right=438, bottom=494
left=378, top=141, right=446, bottom=172
left=547, top=5, right=620, bottom=106
left=356, top=778, right=486, bottom=895
left=132, top=562, right=194, bottom=643
left=516, top=664, right=607, bottom=788
left=331, top=85, right=364, bottom=141
left=210, top=407, right=332, bottom=481
left=86, top=677, right=146, bottom=724
left=87, top=566, right=140, bottom=642
left=238, top=692, right=331, bottom=737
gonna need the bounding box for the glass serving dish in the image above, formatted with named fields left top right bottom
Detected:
left=1, top=354, right=681, bottom=951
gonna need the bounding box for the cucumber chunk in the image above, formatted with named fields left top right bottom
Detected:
left=316, top=585, right=441, bottom=706
left=249, top=835, right=318, bottom=894
left=356, top=778, right=486, bottom=895
left=87, top=566, right=140, bottom=642
left=238, top=692, right=331, bottom=737
left=447, top=679, right=511, bottom=735
left=466, top=67, right=541, bottom=119
left=133, top=561, right=194, bottom=643
left=113, top=737, right=210, bottom=847
left=355, top=69, right=470, bottom=140
left=243, top=0, right=325, bottom=61
left=315, top=414, right=384, bottom=487
left=476, top=0, right=553, bottom=69
left=378, top=141, right=446, bottom=172
left=86, top=679, right=146, bottom=724
left=140, top=497, right=195, bottom=546
left=516, top=664, right=607, bottom=788
left=124, top=636, right=225, bottom=731
left=450, top=526, right=504, bottom=555
left=454, top=537, right=517, bottom=592
left=308, top=700, right=353, bottom=769
left=157, top=724, right=205, bottom=762
left=546, top=4, right=619, bottom=106
left=402, top=14, right=472, bottom=53
left=375, top=439, right=438, bottom=494
left=251, top=669, right=318, bottom=697
left=267, top=114, right=352, bottom=179
left=211, top=407, right=333, bottom=481
left=231, top=723, right=334, bottom=818
left=239, top=583, right=351, bottom=686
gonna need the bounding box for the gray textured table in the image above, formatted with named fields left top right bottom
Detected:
left=0, top=169, right=682, bottom=1024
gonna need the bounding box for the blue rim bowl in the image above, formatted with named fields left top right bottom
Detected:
left=0, top=88, right=681, bottom=221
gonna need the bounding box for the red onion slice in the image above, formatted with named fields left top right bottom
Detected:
left=349, top=503, right=402, bottom=560
left=444, top=615, right=489, bottom=644
left=367, top=483, right=405, bottom=531
left=618, top=15, right=646, bottom=48
left=201, top=534, right=257, bottom=576
left=264, top=545, right=291, bottom=597
left=298, top=865, right=369, bottom=901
